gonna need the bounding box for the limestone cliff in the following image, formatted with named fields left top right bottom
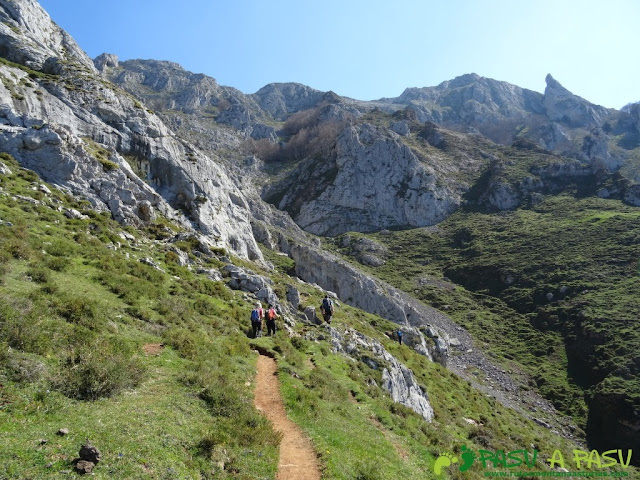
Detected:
left=0, top=0, right=263, bottom=261
left=291, top=123, right=460, bottom=235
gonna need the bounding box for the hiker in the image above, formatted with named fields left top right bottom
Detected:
left=251, top=302, right=264, bottom=338
left=320, top=293, right=334, bottom=324
left=265, top=304, right=279, bottom=336
left=397, top=328, right=403, bottom=345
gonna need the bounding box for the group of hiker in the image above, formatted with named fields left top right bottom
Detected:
left=250, top=302, right=280, bottom=338
left=250, top=294, right=408, bottom=347
left=250, top=293, right=335, bottom=338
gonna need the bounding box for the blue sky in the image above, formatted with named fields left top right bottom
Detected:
left=38, top=0, right=640, bottom=109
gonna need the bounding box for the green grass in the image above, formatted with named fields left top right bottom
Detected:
left=82, top=137, right=119, bottom=171
left=0, top=153, right=278, bottom=478
left=329, top=194, right=640, bottom=441
left=1, top=151, right=637, bottom=478
left=251, top=307, right=592, bottom=479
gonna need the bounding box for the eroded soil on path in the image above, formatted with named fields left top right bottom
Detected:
left=254, top=354, right=321, bottom=480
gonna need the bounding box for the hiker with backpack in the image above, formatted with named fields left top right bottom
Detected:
left=265, top=304, right=279, bottom=336
left=251, top=302, right=264, bottom=338
left=320, top=293, right=334, bottom=324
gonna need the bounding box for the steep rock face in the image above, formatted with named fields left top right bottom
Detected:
left=1, top=120, right=171, bottom=226
left=0, top=0, right=263, bottom=261
left=0, top=0, right=95, bottom=74
left=628, top=102, right=640, bottom=136
left=292, top=123, right=460, bottom=235
left=93, top=53, right=118, bottom=72
left=289, top=243, right=452, bottom=335
left=588, top=385, right=640, bottom=459
left=543, top=74, right=611, bottom=128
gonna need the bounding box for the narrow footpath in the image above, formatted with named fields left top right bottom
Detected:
left=254, top=354, right=321, bottom=480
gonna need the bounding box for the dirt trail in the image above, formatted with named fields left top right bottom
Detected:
left=254, top=354, right=321, bottom=480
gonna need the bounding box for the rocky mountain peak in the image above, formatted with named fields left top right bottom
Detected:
left=543, top=73, right=610, bottom=128
left=440, top=72, right=481, bottom=89
left=544, top=73, right=588, bottom=105
left=0, top=0, right=96, bottom=74
left=252, top=82, right=328, bottom=119
left=93, top=52, right=119, bottom=72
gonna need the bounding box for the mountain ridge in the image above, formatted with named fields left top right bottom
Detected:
left=1, top=0, right=639, bottom=476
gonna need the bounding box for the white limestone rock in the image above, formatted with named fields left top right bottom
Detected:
left=295, top=123, right=460, bottom=235
left=543, top=74, right=611, bottom=128
left=334, top=328, right=434, bottom=421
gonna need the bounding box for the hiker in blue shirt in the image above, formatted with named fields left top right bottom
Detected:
left=250, top=302, right=264, bottom=338
left=320, top=294, right=334, bottom=324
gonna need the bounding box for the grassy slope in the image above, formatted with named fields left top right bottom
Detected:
left=0, top=153, right=278, bottom=479
left=330, top=194, right=640, bottom=436
left=0, top=152, right=635, bottom=479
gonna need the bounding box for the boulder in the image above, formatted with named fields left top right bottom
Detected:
left=333, top=328, right=434, bottom=421
left=78, top=442, right=101, bottom=464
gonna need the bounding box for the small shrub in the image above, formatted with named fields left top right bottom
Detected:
left=0, top=152, right=17, bottom=165
left=27, top=265, right=51, bottom=283
left=6, top=239, right=31, bottom=259
left=354, top=461, right=383, bottom=480
left=52, top=336, right=145, bottom=400
left=125, top=305, right=155, bottom=323
left=0, top=249, right=11, bottom=265
left=306, top=367, right=349, bottom=402
left=193, top=296, right=218, bottom=316
left=164, top=250, right=180, bottom=265
left=163, top=327, right=200, bottom=359
left=52, top=294, right=104, bottom=330
left=44, top=238, right=76, bottom=257
left=155, top=296, right=192, bottom=323
left=4, top=351, right=48, bottom=383
left=228, top=410, right=281, bottom=447
left=200, top=384, right=244, bottom=417
left=129, top=261, right=165, bottom=283
left=99, top=158, right=119, bottom=171
left=0, top=300, right=52, bottom=355
left=42, top=255, right=70, bottom=271
left=290, top=336, right=307, bottom=351
left=17, top=168, right=39, bottom=182
left=39, top=282, right=58, bottom=295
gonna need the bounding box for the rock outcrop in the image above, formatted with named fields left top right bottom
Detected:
left=253, top=83, right=328, bottom=120
left=290, top=242, right=453, bottom=362
left=290, top=123, right=460, bottom=235
left=224, top=264, right=279, bottom=306
left=0, top=0, right=96, bottom=74
left=331, top=327, right=434, bottom=421
left=543, top=74, right=611, bottom=128
left=386, top=73, right=545, bottom=124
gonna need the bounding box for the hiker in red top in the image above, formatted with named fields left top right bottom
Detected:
left=265, top=304, right=279, bottom=336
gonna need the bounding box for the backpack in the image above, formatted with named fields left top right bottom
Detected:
left=251, top=308, right=261, bottom=322
left=322, top=298, right=333, bottom=314
left=267, top=308, right=276, bottom=320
